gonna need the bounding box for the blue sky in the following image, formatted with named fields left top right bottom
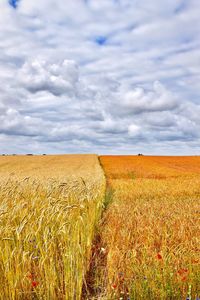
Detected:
left=0, top=0, right=200, bottom=154
left=9, top=0, right=19, bottom=8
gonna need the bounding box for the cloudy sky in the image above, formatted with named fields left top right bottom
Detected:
left=0, top=0, right=200, bottom=154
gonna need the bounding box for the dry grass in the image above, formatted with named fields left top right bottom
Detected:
left=0, top=155, right=105, bottom=300
left=99, top=156, right=200, bottom=299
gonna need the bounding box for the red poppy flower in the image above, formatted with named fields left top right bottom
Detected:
left=31, top=281, right=39, bottom=288
left=156, top=253, right=162, bottom=260
left=111, top=283, right=117, bottom=289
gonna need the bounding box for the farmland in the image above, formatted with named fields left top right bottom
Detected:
left=99, top=156, right=200, bottom=299
left=0, top=155, right=199, bottom=299
left=0, top=155, right=105, bottom=300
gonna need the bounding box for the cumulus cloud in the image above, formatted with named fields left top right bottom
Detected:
left=122, top=81, right=178, bottom=114
left=19, top=59, right=79, bottom=96
left=0, top=0, right=200, bottom=154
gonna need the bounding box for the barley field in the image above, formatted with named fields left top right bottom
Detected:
left=0, top=155, right=105, bottom=300
left=99, top=156, right=200, bottom=300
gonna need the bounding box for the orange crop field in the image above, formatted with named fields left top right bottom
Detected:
left=100, top=155, right=200, bottom=179
left=98, top=156, right=200, bottom=299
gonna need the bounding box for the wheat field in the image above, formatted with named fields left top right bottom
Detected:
left=0, top=155, right=105, bottom=300
left=99, top=156, right=200, bottom=299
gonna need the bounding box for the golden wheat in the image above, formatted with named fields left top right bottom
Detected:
left=0, top=155, right=105, bottom=300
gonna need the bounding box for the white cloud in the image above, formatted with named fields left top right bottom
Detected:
left=128, top=124, right=140, bottom=136
left=122, top=81, right=178, bottom=114
left=0, top=0, right=200, bottom=154
left=19, top=59, right=79, bottom=96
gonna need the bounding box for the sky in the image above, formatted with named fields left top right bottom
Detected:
left=0, top=0, right=200, bottom=155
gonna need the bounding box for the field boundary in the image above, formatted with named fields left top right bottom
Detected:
left=81, top=156, right=113, bottom=299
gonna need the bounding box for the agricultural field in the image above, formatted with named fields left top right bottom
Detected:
left=0, top=155, right=105, bottom=300
left=0, top=154, right=199, bottom=300
left=99, top=156, right=200, bottom=300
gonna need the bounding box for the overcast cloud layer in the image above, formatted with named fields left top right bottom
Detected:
left=0, top=0, right=200, bottom=154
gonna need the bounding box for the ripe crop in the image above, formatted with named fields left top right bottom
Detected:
left=99, top=156, right=200, bottom=299
left=0, top=154, right=199, bottom=299
left=0, top=155, right=105, bottom=300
